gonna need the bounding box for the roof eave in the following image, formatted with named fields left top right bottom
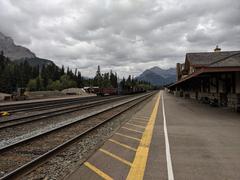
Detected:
left=167, top=66, right=240, bottom=88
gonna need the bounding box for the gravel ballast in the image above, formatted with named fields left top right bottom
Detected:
left=21, top=94, right=155, bottom=180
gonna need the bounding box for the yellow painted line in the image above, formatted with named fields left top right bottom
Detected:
left=134, top=116, right=149, bottom=120
left=132, top=119, right=149, bottom=122
left=130, top=120, right=148, bottom=125
left=108, top=139, right=137, bottom=151
left=115, top=132, right=141, bottom=141
left=127, top=92, right=160, bottom=180
left=122, top=126, right=144, bottom=134
left=100, top=148, right=132, bottom=166
left=126, top=122, right=145, bottom=129
left=84, top=162, right=113, bottom=180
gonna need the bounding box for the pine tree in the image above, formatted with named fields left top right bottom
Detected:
left=77, top=71, right=83, bottom=88
left=60, top=65, right=65, bottom=76
left=94, top=65, right=103, bottom=87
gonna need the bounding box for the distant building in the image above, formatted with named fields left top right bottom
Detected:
left=168, top=47, right=240, bottom=111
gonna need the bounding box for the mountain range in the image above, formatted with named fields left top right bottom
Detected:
left=0, top=32, right=177, bottom=85
left=0, top=32, right=53, bottom=66
left=137, top=66, right=176, bottom=86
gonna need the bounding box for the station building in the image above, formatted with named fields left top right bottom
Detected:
left=168, top=47, right=240, bottom=111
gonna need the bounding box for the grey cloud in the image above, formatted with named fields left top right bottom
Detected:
left=0, top=0, right=239, bottom=77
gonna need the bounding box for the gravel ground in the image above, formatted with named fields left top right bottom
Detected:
left=0, top=95, right=140, bottom=147
left=21, top=94, right=155, bottom=180
left=0, top=94, right=96, bottom=107
left=0, top=95, right=150, bottom=178
left=0, top=96, right=114, bottom=120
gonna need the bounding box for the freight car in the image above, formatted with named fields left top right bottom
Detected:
left=95, top=88, right=117, bottom=96
left=119, top=87, right=146, bottom=95
left=94, top=86, right=147, bottom=96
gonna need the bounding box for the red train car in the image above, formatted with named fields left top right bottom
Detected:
left=95, top=88, right=117, bottom=96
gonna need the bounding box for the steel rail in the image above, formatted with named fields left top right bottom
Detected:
left=0, top=96, right=113, bottom=113
left=0, top=92, right=155, bottom=180
left=0, top=95, right=129, bottom=129
left=0, top=95, right=98, bottom=109
left=0, top=93, right=152, bottom=152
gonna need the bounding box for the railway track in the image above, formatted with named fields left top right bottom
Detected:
left=0, top=95, right=130, bottom=129
left=0, top=96, right=113, bottom=114
left=0, top=92, right=154, bottom=180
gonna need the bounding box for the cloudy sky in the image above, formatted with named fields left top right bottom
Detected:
left=0, top=0, right=239, bottom=77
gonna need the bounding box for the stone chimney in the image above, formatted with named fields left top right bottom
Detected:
left=214, top=45, right=221, bottom=52
left=176, top=63, right=181, bottom=81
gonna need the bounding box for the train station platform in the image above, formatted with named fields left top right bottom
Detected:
left=66, top=91, right=240, bottom=180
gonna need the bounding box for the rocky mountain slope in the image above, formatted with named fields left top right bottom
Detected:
left=0, top=32, right=53, bottom=66
left=137, top=66, right=176, bottom=86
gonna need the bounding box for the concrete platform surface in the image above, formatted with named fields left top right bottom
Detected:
left=65, top=91, right=240, bottom=180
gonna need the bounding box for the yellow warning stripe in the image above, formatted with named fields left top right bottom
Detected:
left=132, top=119, right=149, bottom=123
left=108, top=139, right=137, bottom=151
left=127, top=92, right=160, bottom=180
left=122, top=126, right=144, bottom=134
left=100, top=148, right=132, bottom=166
left=84, top=162, right=113, bottom=180
left=129, top=120, right=148, bottom=125
left=126, top=123, right=145, bottom=129
left=115, top=132, right=141, bottom=141
left=133, top=116, right=149, bottom=120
